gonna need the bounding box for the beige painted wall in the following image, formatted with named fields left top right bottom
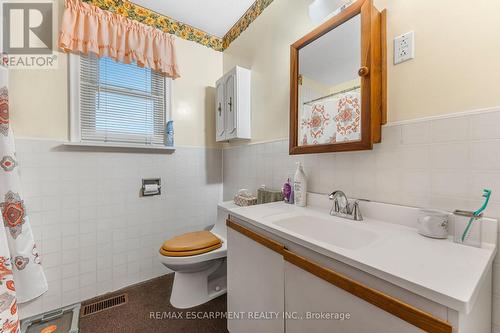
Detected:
left=172, top=38, right=222, bottom=147
left=11, top=0, right=500, bottom=146
left=223, top=0, right=500, bottom=143
left=9, top=0, right=223, bottom=148
left=223, top=0, right=315, bottom=143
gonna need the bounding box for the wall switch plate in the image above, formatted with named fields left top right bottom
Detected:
left=394, top=31, right=415, bottom=65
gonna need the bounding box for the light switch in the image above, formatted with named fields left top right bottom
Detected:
left=394, top=31, right=415, bottom=65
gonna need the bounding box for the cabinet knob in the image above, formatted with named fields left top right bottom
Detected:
left=358, top=66, right=370, bottom=77
left=218, top=103, right=222, bottom=116
left=228, top=97, right=233, bottom=112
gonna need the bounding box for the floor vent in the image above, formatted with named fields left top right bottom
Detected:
left=80, top=293, right=128, bottom=318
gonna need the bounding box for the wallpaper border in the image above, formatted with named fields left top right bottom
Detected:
left=83, top=0, right=275, bottom=52
left=222, top=0, right=274, bottom=50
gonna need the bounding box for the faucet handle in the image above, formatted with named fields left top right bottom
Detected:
left=329, top=191, right=348, bottom=214
left=350, top=200, right=363, bottom=221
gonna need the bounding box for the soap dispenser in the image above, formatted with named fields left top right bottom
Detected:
left=293, top=162, right=307, bottom=207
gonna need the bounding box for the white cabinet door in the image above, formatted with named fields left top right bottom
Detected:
left=227, top=227, right=284, bottom=333
left=284, top=262, right=426, bottom=333
left=215, top=81, right=225, bottom=141
left=214, top=66, right=251, bottom=142
left=224, top=73, right=237, bottom=140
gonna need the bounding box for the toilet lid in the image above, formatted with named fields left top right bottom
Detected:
left=161, top=231, right=222, bottom=252
left=159, top=243, right=222, bottom=257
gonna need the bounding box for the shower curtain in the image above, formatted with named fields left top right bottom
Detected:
left=299, top=91, right=361, bottom=146
left=0, top=68, right=48, bottom=332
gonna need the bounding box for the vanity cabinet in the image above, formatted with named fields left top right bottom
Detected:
left=227, top=222, right=284, bottom=333
left=285, top=262, right=425, bottom=333
left=226, top=218, right=462, bottom=333
left=215, top=66, right=251, bottom=142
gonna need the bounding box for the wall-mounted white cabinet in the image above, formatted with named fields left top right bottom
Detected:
left=215, top=66, right=251, bottom=142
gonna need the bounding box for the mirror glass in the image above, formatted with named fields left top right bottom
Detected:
left=298, top=14, right=361, bottom=146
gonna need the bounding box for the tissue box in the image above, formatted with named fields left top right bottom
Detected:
left=234, top=194, right=257, bottom=206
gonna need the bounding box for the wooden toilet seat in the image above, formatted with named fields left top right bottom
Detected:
left=159, top=231, right=222, bottom=257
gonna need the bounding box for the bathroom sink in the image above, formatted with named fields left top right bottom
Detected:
left=272, top=215, right=378, bottom=250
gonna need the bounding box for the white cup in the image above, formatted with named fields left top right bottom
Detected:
left=417, top=209, right=449, bottom=239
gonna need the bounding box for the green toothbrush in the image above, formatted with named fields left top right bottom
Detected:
left=461, top=189, right=492, bottom=242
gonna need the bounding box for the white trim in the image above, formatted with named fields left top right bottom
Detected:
left=63, top=141, right=176, bottom=151
left=384, top=106, right=500, bottom=127
left=221, top=106, right=500, bottom=149
left=167, top=76, right=173, bottom=122
left=0, top=3, right=3, bottom=55
left=68, top=53, right=81, bottom=142
left=223, top=137, right=288, bottom=149
left=12, top=136, right=220, bottom=150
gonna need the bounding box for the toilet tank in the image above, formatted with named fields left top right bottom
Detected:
left=211, top=201, right=238, bottom=239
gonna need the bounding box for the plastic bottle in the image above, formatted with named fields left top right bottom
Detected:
left=293, top=162, right=307, bottom=207
left=282, top=178, right=293, bottom=204
left=166, top=120, right=174, bottom=146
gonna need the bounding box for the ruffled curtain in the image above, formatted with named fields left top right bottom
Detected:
left=58, top=0, right=180, bottom=78
left=0, top=67, right=48, bottom=333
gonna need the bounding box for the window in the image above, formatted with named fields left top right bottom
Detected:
left=70, top=53, right=171, bottom=146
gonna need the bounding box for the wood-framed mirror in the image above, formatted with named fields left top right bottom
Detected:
left=289, top=0, right=386, bottom=155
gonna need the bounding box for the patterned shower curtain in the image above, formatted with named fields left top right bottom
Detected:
left=0, top=68, right=48, bottom=332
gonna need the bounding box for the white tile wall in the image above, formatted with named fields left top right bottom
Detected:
left=222, top=108, right=500, bottom=330
left=16, top=139, right=222, bottom=319
left=14, top=108, right=500, bottom=328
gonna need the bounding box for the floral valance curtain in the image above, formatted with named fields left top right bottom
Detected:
left=58, top=0, right=180, bottom=78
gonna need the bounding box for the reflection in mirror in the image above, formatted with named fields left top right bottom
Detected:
left=298, top=14, right=361, bottom=146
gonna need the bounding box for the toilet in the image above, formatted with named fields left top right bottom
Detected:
left=158, top=202, right=236, bottom=308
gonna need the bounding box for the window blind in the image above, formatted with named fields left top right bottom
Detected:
left=79, top=54, right=169, bottom=145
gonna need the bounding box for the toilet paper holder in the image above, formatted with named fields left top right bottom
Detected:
left=142, top=178, right=161, bottom=197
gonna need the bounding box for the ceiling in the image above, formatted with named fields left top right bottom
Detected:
left=132, top=0, right=256, bottom=38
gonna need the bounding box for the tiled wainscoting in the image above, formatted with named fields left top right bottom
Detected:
left=16, top=139, right=222, bottom=318
left=222, top=107, right=500, bottom=331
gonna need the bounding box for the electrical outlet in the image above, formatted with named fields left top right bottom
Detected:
left=394, top=31, right=415, bottom=65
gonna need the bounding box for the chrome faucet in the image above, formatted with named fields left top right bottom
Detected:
left=329, top=190, right=363, bottom=221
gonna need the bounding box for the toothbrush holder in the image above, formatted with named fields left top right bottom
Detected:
left=453, top=210, right=482, bottom=248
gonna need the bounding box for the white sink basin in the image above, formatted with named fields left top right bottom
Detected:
left=272, top=215, right=379, bottom=250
